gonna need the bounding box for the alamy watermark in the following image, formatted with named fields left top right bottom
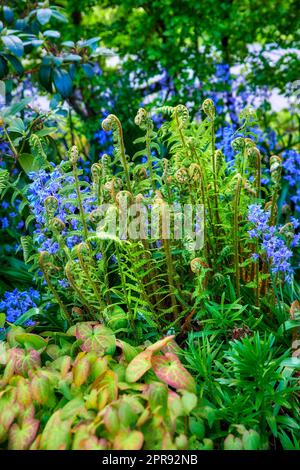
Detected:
left=93, top=194, right=204, bottom=254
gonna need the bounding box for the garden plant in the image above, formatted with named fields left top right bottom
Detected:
left=0, top=1, right=299, bottom=453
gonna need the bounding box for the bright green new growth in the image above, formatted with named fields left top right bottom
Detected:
left=19, top=102, right=297, bottom=340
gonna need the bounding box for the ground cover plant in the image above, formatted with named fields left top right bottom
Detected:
left=0, top=1, right=299, bottom=452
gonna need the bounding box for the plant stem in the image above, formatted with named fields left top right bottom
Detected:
left=39, top=253, right=71, bottom=325
left=233, top=174, right=242, bottom=298
left=72, top=161, right=89, bottom=241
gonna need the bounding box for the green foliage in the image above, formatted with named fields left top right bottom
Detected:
left=14, top=102, right=298, bottom=340
left=0, top=325, right=205, bottom=450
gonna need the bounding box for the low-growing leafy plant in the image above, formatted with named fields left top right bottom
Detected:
left=0, top=324, right=211, bottom=450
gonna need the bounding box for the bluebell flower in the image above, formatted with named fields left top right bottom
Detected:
left=58, top=279, right=69, bottom=288
left=1, top=217, right=9, bottom=229
left=27, top=163, right=97, bottom=253
left=0, top=288, right=40, bottom=325
left=247, top=203, right=296, bottom=283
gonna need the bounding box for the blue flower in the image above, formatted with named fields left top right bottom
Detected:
left=27, top=163, right=97, bottom=253
left=0, top=288, right=40, bottom=325
left=247, top=203, right=296, bottom=283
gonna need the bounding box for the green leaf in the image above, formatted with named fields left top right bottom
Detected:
left=60, top=397, right=86, bottom=420
left=82, top=63, right=95, bottom=78
left=0, top=313, right=5, bottom=328
left=115, top=339, right=139, bottom=362
left=31, top=374, right=51, bottom=404
left=148, top=382, right=168, bottom=416
left=15, top=333, right=47, bottom=350
left=152, top=353, right=196, bottom=392
left=39, top=64, right=53, bottom=92
left=63, top=54, right=82, bottom=62
left=103, top=406, right=120, bottom=434
left=5, top=54, right=23, bottom=74
left=76, top=323, right=116, bottom=355
left=281, top=357, right=300, bottom=368
left=0, top=56, right=8, bottom=78
left=189, top=418, right=205, bottom=439
left=53, top=68, right=72, bottom=97
left=51, top=10, right=68, bottom=23
left=181, top=391, right=198, bottom=414
left=36, top=8, right=52, bottom=25
left=2, top=35, right=24, bottom=57
left=97, top=370, right=118, bottom=402
left=224, top=434, right=243, bottom=450
left=8, top=419, right=39, bottom=450
left=113, top=430, right=144, bottom=450
left=39, top=411, right=72, bottom=450
left=242, top=430, right=261, bottom=450
left=0, top=169, right=9, bottom=196
left=43, top=30, right=60, bottom=39
left=7, top=117, right=25, bottom=134
left=1, top=97, right=32, bottom=117
left=3, top=6, right=14, bottom=23
left=35, top=127, right=57, bottom=137
left=125, top=349, right=153, bottom=383
left=73, top=356, right=90, bottom=387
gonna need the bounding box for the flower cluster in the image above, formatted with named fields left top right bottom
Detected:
left=27, top=163, right=96, bottom=254
left=282, top=149, right=300, bottom=212
left=0, top=288, right=40, bottom=324
left=247, top=204, right=299, bottom=283
left=0, top=199, right=24, bottom=232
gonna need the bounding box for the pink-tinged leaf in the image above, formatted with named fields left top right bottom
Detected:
left=168, top=390, right=184, bottom=420
left=31, top=374, right=51, bottom=405
left=125, top=336, right=176, bottom=383
left=73, top=356, right=90, bottom=387
left=151, top=353, right=196, bottom=392
left=161, top=338, right=182, bottom=356
left=29, top=434, right=41, bottom=450
left=103, top=406, right=120, bottom=434
left=76, top=323, right=116, bottom=355
left=68, top=321, right=96, bottom=337
left=8, top=418, right=39, bottom=450
left=72, top=424, right=90, bottom=450
left=7, top=326, right=26, bottom=347
left=146, top=335, right=175, bottom=353
left=90, top=357, right=108, bottom=381
left=0, top=404, right=18, bottom=431
left=39, top=410, right=72, bottom=450
left=22, top=404, right=35, bottom=421
left=12, top=348, right=41, bottom=376
left=16, top=377, right=32, bottom=407
left=96, top=370, right=118, bottom=402
left=79, top=436, right=107, bottom=450
left=125, top=349, right=153, bottom=383
left=162, top=431, right=176, bottom=450
left=147, top=382, right=168, bottom=416
left=0, top=424, right=7, bottom=444
left=60, top=355, right=72, bottom=378
left=1, top=358, right=15, bottom=385
left=113, top=430, right=144, bottom=450
left=72, top=423, right=107, bottom=450
left=136, top=408, right=150, bottom=427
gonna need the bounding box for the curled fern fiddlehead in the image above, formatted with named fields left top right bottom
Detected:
left=102, top=115, right=132, bottom=193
